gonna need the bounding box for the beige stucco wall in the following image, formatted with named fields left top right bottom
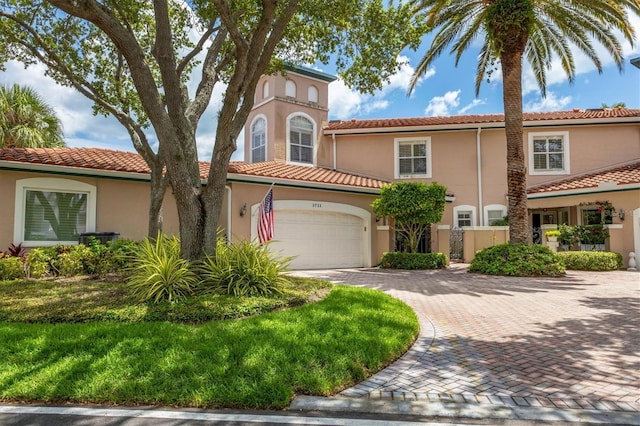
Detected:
left=322, top=122, right=638, bottom=229
left=225, top=182, right=388, bottom=266
left=0, top=170, right=181, bottom=247
left=244, top=70, right=331, bottom=163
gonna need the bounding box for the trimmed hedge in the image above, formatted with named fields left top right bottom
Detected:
left=556, top=251, right=623, bottom=271
left=0, top=256, right=25, bottom=280
left=380, top=252, right=447, bottom=270
left=469, top=244, right=565, bottom=276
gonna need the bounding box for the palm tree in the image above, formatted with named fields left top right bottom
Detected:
left=409, top=0, right=639, bottom=244
left=0, top=84, right=65, bottom=148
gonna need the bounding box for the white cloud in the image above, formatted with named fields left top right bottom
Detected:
left=424, top=90, right=461, bottom=116
left=458, top=98, right=485, bottom=114
left=524, top=91, right=572, bottom=112
left=328, top=56, right=434, bottom=119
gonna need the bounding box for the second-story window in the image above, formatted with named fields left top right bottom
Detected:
left=528, top=131, right=570, bottom=175
left=251, top=117, right=266, bottom=162
left=289, top=115, right=313, bottom=164
left=285, top=80, right=296, bottom=98
left=395, top=137, right=432, bottom=178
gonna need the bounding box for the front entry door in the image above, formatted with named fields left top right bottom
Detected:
left=532, top=213, right=542, bottom=244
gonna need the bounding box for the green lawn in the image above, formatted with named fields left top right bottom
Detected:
left=0, top=278, right=418, bottom=409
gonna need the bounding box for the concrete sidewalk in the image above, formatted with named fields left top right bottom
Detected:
left=291, top=265, right=640, bottom=424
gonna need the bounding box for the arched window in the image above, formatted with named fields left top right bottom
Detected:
left=285, top=80, right=296, bottom=98
left=289, top=115, right=313, bottom=164
left=308, top=85, right=318, bottom=103
left=262, top=81, right=269, bottom=99
left=251, top=117, right=266, bottom=162
left=453, top=205, right=477, bottom=228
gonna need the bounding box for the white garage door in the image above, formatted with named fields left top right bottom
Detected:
left=271, top=209, right=365, bottom=269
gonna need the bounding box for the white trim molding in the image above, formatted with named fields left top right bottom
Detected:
left=453, top=204, right=477, bottom=228
left=528, top=131, right=570, bottom=176
left=14, top=177, right=97, bottom=247
left=484, top=204, right=507, bottom=226
left=394, top=136, right=432, bottom=179
left=249, top=113, right=268, bottom=163
left=285, top=112, right=317, bottom=166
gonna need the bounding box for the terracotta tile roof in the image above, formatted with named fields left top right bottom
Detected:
left=0, top=147, right=386, bottom=190
left=0, top=147, right=152, bottom=173
left=528, top=161, right=640, bottom=194
left=228, top=161, right=387, bottom=189
left=0, top=147, right=211, bottom=179
left=325, top=108, right=640, bottom=132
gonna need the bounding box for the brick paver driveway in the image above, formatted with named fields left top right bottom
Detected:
left=294, top=264, right=640, bottom=412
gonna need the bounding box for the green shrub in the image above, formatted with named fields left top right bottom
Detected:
left=109, top=239, right=141, bottom=270
left=126, top=234, right=198, bottom=303
left=26, top=247, right=55, bottom=278
left=556, top=251, right=623, bottom=271
left=574, top=224, right=608, bottom=245
left=545, top=230, right=561, bottom=238
left=557, top=224, right=577, bottom=246
left=198, top=240, right=292, bottom=296
left=57, top=245, right=91, bottom=276
left=379, top=252, right=446, bottom=269
left=0, top=255, right=25, bottom=280
left=469, top=243, right=565, bottom=276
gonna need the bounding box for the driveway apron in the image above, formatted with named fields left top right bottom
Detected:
left=293, top=264, right=640, bottom=412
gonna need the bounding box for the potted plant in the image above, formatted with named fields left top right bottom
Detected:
left=575, top=224, right=608, bottom=251
left=545, top=230, right=561, bottom=242
left=557, top=224, right=576, bottom=251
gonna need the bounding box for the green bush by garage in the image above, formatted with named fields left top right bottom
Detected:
left=379, top=252, right=447, bottom=269
left=556, top=251, right=623, bottom=271
left=469, top=244, right=565, bottom=276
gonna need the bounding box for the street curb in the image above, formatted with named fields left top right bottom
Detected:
left=290, top=396, right=640, bottom=425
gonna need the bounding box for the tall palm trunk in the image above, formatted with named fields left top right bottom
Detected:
left=501, top=50, right=529, bottom=244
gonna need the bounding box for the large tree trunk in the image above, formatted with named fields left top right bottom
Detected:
left=501, top=51, right=529, bottom=245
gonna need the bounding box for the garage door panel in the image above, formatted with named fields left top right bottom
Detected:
left=272, top=209, right=365, bottom=269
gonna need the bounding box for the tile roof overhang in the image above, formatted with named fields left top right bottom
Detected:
left=527, top=160, right=640, bottom=199
left=0, top=148, right=386, bottom=194
left=324, top=108, right=640, bottom=135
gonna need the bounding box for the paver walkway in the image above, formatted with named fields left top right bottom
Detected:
left=294, top=264, right=640, bottom=413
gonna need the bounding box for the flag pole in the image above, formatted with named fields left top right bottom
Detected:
left=260, top=182, right=275, bottom=203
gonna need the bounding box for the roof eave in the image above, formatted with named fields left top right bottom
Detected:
left=224, top=172, right=381, bottom=194
left=324, top=116, right=640, bottom=135
left=0, top=159, right=152, bottom=181
left=527, top=182, right=640, bottom=199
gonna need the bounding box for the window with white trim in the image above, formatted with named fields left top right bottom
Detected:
left=285, top=80, right=296, bottom=98
left=580, top=206, right=613, bottom=225
left=15, top=178, right=96, bottom=246
left=457, top=211, right=472, bottom=227
left=484, top=204, right=507, bottom=226
left=308, top=85, right=318, bottom=103
left=262, top=81, right=269, bottom=99
left=453, top=205, right=476, bottom=228
left=395, top=137, right=431, bottom=178
left=528, top=131, right=570, bottom=175
left=288, top=115, right=314, bottom=164
left=251, top=117, right=266, bottom=162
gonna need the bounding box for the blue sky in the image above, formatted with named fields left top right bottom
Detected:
left=1, top=14, right=639, bottom=162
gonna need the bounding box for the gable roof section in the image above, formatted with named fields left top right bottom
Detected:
left=0, top=147, right=386, bottom=192
left=527, top=161, right=640, bottom=197
left=325, top=108, right=640, bottom=134
left=227, top=161, right=386, bottom=190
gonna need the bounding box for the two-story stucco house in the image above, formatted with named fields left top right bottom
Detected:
left=1, top=65, right=639, bottom=269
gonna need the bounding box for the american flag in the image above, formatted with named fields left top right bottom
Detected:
left=258, top=188, right=274, bottom=243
